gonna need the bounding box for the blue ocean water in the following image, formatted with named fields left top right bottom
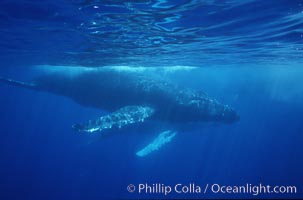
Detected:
left=0, top=0, right=303, bottom=200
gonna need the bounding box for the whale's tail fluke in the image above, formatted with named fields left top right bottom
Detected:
left=0, top=77, right=36, bottom=90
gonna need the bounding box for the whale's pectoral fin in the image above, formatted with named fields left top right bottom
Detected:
left=72, top=105, right=155, bottom=133
left=136, top=130, right=177, bottom=157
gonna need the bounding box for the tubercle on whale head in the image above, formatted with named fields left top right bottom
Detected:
left=181, top=97, right=239, bottom=123
left=193, top=99, right=239, bottom=123
left=220, top=105, right=240, bottom=123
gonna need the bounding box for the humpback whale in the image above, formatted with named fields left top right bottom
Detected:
left=0, top=66, right=239, bottom=156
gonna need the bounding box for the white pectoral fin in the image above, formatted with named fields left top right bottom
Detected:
left=72, top=105, right=154, bottom=133
left=136, top=130, right=177, bottom=157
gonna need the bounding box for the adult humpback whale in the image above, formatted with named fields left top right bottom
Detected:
left=0, top=66, right=239, bottom=156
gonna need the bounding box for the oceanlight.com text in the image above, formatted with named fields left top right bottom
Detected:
left=209, top=183, right=297, bottom=196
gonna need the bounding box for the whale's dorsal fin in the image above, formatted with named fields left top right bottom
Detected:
left=72, top=105, right=154, bottom=133
left=0, top=77, right=36, bottom=90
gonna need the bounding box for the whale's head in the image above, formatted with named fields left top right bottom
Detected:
left=182, top=98, right=240, bottom=123
left=204, top=102, right=240, bottom=123
left=219, top=105, right=240, bottom=123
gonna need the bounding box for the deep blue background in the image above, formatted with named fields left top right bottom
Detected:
left=0, top=0, right=303, bottom=199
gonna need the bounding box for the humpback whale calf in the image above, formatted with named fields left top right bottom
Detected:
left=0, top=66, right=239, bottom=156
